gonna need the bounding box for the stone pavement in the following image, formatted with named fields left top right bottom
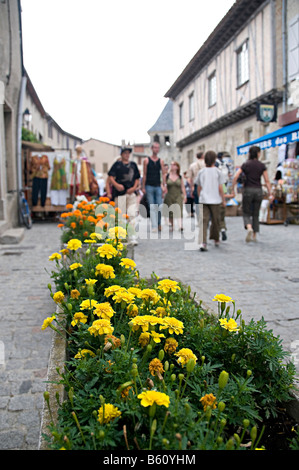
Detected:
left=134, top=212, right=299, bottom=370
left=0, top=221, right=60, bottom=450
left=0, top=213, right=298, bottom=450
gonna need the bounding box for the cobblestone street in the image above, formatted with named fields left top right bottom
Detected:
left=0, top=214, right=299, bottom=449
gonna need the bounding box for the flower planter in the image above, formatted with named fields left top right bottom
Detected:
left=39, top=305, right=299, bottom=451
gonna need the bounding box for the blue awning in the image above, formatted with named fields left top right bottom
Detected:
left=236, top=121, right=299, bottom=156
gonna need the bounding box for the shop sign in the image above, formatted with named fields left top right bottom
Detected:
left=256, top=103, right=277, bottom=122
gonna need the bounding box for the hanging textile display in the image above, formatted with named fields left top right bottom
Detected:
left=50, top=157, right=69, bottom=205
left=30, top=154, right=51, bottom=207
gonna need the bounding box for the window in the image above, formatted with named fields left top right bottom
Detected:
left=189, top=92, right=194, bottom=121
left=288, top=15, right=299, bottom=80
left=208, top=72, right=216, bottom=107
left=165, top=136, right=170, bottom=146
left=48, top=121, right=53, bottom=139
left=103, top=162, right=108, bottom=173
left=237, top=40, right=249, bottom=87
left=90, top=150, right=94, bottom=157
left=179, top=102, right=184, bottom=128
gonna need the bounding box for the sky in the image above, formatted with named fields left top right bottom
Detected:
left=20, top=0, right=235, bottom=146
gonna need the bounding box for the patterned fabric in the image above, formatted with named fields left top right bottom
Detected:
left=31, top=155, right=51, bottom=179
left=50, top=158, right=68, bottom=190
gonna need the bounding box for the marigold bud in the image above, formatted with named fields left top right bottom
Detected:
left=164, top=361, right=169, bottom=371
left=226, top=438, right=234, bottom=450
left=250, top=426, right=257, bottom=442
left=158, top=349, right=164, bottom=361
left=98, top=430, right=105, bottom=440
left=171, top=374, right=176, bottom=382
left=247, top=369, right=252, bottom=377
left=218, top=370, right=229, bottom=390
left=186, top=358, right=196, bottom=373
left=243, top=419, right=250, bottom=429
left=218, top=401, right=226, bottom=412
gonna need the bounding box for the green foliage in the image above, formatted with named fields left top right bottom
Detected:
left=43, top=228, right=298, bottom=451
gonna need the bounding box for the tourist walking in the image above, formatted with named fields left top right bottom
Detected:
left=142, top=142, right=167, bottom=232
left=107, top=147, right=140, bottom=245
left=195, top=150, right=226, bottom=251
left=232, top=145, right=273, bottom=242
left=188, top=152, right=205, bottom=222
left=163, top=162, right=186, bottom=231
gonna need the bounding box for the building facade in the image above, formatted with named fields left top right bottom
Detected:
left=81, top=138, right=121, bottom=180
left=0, top=0, right=23, bottom=234
left=165, top=0, right=298, bottom=180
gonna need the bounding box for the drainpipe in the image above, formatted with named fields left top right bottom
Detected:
left=17, top=75, right=27, bottom=195
left=282, top=0, right=287, bottom=113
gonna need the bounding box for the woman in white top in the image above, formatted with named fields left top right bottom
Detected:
left=195, top=150, right=226, bottom=251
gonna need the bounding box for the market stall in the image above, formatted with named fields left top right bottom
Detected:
left=236, top=121, right=299, bottom=225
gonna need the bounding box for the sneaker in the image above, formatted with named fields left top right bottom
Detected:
left=246, top=229, right=253, bottom=243
left=152, top=228, right=158, bottom=233
left=215, top=241, right=220, bottom=247
left=199, top=244, right=208, bottom=252
left=221, top=230, right=227, bottom=241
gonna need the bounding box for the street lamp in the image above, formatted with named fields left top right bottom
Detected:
left=23, top=108, right=32, bottom=128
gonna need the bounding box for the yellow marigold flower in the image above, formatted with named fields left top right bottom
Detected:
left=67, top=239, right=82, bottom=251
left=95, top=263, right=116, bottom=279
left=159, top=317, right=184, bottom=335
left=97, top=403, right=121, bottom=424
left=97, top=244, right=118, bottom=259
left=41, top=316, right=55, bottom=330
left=219, top=318, right=240, bottom=332
left=104, top=285, right=124, bottom=298
left=128, top=287, right=143, bottom=297
left=150, top=331, right=165, bottom=343
left=71, top=312, right=88, bottom=327
left=200, top=393, right=217, bottom=412
left=138, top=390, right=170, bottom=408
left=140, top=288, right=160, bottom=304
left=149, top=358, right=164, bottom=377
left=59, top=248, right=69, bottom=255
left=80, top=299, right=99, bottom=310
left=164, top=337, right=178, bottom=355
left=104, top=334, right=121, bottom=349
left=130, top=315, right=163, bottom=332
left=157, top=279, right=180, bottom=294
left=53, top=291, right=64, bottom=303
left=74, top=349, right=95, bottom=359
left=120, top=258, right=136, bottom=270
left=94, top=302, right=115, bottom=320
left=138, top=332, right=150, bottom=347
left=49, top=252, right=62, bottom=261
left=90, top=232, right=102, bottom=241
left=108, top=226, right=127, bottom=239
left=85, top=278, right=98, bottom=285
left=70, top=289, right=80, bottom=299
left=127, top=303, right=139, bottom=317
left=84, top=239, right=95, bottom=244
left=112, top=289, right=135, bottom=304
left=212, top=294, right=233, bottom=303
left=88, top=319, right=114, bottom=337
left=151, top=306, right=168, bottom=317
left=69, top=262, right=83, bottom=270
left=175, top=348, right=198, bottom=368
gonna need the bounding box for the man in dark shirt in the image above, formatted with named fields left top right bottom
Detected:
left=108, top=147, right=140, bottom=245
left=141, top=142, right=166, bottom=232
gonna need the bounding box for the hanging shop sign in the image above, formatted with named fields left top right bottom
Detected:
left=256, top=103, right=277, bottom=123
